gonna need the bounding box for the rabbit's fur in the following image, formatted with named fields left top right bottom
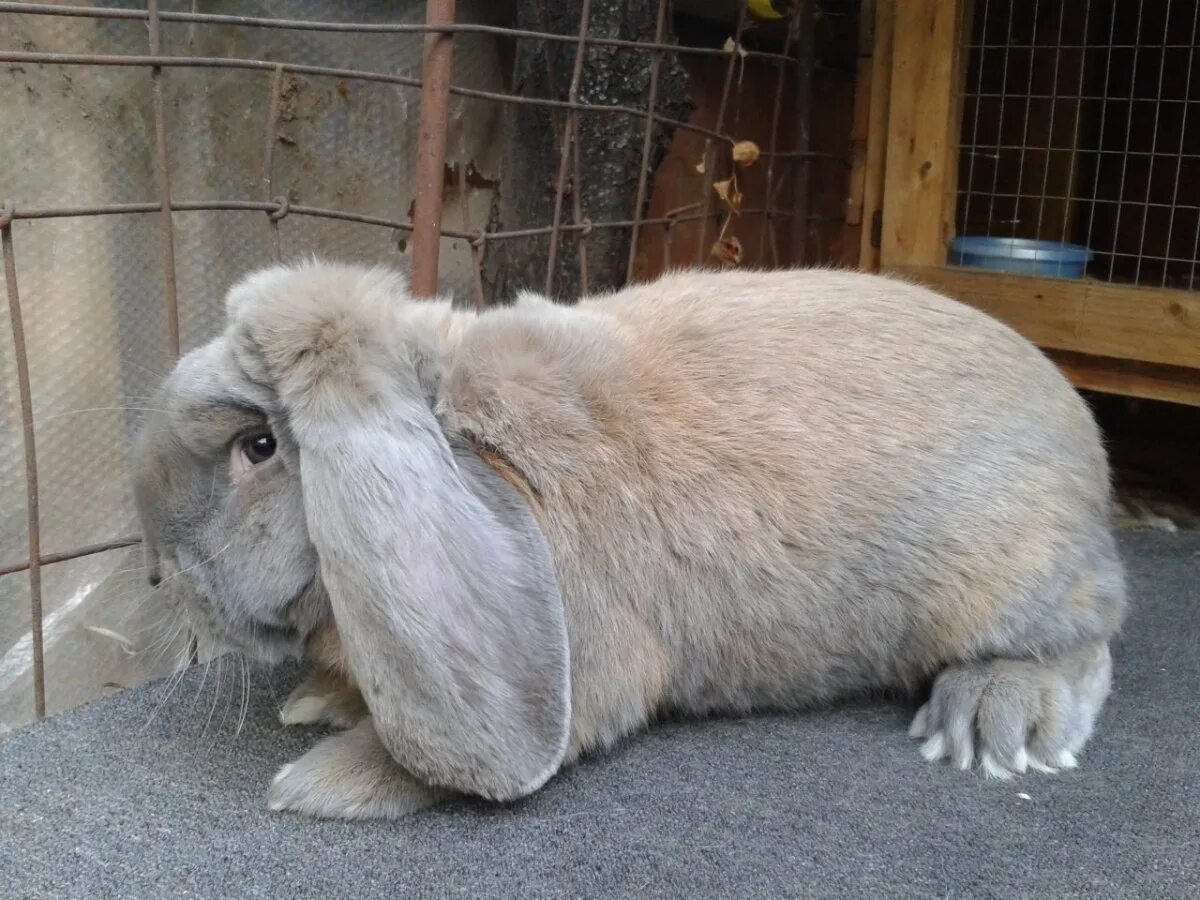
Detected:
left=133, top=262, right=1126, bottom=819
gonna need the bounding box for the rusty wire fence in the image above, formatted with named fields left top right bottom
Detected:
left=0, top=0, right=852, bottom=729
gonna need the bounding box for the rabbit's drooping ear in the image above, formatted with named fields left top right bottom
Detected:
left=300, top=392, right=571, bottom=802
left=227, top=264, right=570, bottom=801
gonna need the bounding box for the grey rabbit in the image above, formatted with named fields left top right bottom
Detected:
left=132, top=262, right=1126, bottom=819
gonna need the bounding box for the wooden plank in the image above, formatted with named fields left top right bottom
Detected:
left=943, top=0, right=972, bottom=245
left=880, top=0, right=965, bottom=267
left=896, top=265, right=1200, bottom=370
left=1047, top=351, right=1200, bottom=408
left=858, top=0, right=893, bottom=271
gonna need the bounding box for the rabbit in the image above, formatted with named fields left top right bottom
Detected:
left=132, top=261, right=1127, bottom=820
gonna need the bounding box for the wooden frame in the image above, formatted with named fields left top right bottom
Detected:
left=856, top=0, right=1200, bottom=407
left=892, top=267, right=1200, bottom=371
left=852, top=0, right=892, bottom=272
left=879, top=0, right=968, bottom=268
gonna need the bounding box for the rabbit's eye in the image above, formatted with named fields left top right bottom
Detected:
left=241, top=432, right=276, bottom=465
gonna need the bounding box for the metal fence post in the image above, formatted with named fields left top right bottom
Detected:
left=410, top=0, right=457, bottom=298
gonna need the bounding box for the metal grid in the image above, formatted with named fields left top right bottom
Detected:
left=0, top=0, right=839, bottom=722
left=955, top=0, right=1200, bottom=287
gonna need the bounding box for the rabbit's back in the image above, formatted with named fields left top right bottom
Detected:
left=441, top=269, right=1124, bottom=756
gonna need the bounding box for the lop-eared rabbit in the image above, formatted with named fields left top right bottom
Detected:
left=133, top=263, right=1125, bottom=819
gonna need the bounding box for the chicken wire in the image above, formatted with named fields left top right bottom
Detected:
left=0, top=0, right=512, bottom=731
left=956, top=0, right=1199, bottom=287
left=0, top=0, right=833, bottom=732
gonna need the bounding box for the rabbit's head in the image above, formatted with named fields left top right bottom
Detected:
left=132, top=262, right=570, bottom=800
left=132, top=317, right=325, bottom=662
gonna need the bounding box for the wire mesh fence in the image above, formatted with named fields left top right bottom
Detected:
left=0, top=0, right=852, bottom=729
left=955, top=0, right=1199, bottom=287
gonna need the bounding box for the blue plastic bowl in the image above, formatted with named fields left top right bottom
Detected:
left=948, top=236, right=1092, bottom=278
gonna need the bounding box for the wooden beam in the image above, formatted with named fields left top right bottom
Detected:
left=895, top=265, right=1200, bottom=371
left=1047, top=351, right=1200, bottom=408
left=856, top=0, right=893, bottom=271
left=880, top=0, right=966, bottom=267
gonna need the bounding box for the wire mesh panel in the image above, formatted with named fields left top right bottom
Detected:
left=0, top=1, right=854, bottom=730
left=956, top=0, right=1199, bottom=287
left=0, top=0, right=518, bottom=729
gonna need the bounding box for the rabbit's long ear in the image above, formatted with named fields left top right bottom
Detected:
left=281, top=342, right=571, bottom=802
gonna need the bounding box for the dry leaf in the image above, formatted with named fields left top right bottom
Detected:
left=710, top=235, right=743, bottom=266
left=713, top=176, right=744, bottom=213
left=732, top=140, right=761, bottom=167
left=722, top=37, right=748, bottom=59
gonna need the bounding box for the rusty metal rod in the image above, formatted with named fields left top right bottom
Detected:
left=625, top=0, right=670, bottom=284
left=570, top=120, right=591, bottom=296
left=0, top=50, right=826, bottom=154
left=4, top=200, right=472, bottom=235
left=262, top=65, right=285, bottom=261
left=3, top=199, right=810, bottom=239
left=456, top=164, right=488, bottom=310
left=695, top=6, right=748, bottom=263
left=759, top=5, right=802, bottom=265
left=0, top=538, right=142, bottom=579
left=545, top=0, right=594, bottom=298
left=409, top=0, right=456, bottom=299
left=0, top=2, right=795, bottom=63
left=466, top=207, right=792, bottom=239
left=147, top=0, right=181, bottom=358
left=1, top=206, right=46, bottom=719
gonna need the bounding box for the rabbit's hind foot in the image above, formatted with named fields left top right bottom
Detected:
left=908, top=641, right=1112, bottom=778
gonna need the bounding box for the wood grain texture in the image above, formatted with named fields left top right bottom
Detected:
left=1047, top=351, right=1200, bottom=408
left=880, top=0, right=965, bottom=267
left=857, top=0, right=893, bottom=271
left=896, top=265, right=1200, bottom=371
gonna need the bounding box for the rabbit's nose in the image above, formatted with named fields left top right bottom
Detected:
left=144, top=543, right=168, bottom=588
left=152, top=551, right=183, bottom=588
left=145, top=549, right=162, bottom=587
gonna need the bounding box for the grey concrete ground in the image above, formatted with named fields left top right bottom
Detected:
left=1, top=531, right=1197, bottom=899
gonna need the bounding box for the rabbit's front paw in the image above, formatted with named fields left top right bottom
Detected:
left=268, top=719, right=446, bottom=820
left=279, top=668, right=367, bottom=729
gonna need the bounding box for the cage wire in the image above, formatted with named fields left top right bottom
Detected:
left=956, top=0, right=1200, bottom=287
left=0, top=0, right=850, bottom=731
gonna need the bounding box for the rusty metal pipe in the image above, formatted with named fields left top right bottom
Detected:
left=544, top=0, right=594, bottom=298
left=0, top=50, right=829, bottom=154
left=147, top=0, right=181, bottom=358
left=694, top=5, right=748, bottom=264
left=410, top=0, right=456, bottom=299
left=625, top=0, right=670, bottom=284
left=1, top=207, right=46, bottom=719
left=0, top=3, right=795, bottom=63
